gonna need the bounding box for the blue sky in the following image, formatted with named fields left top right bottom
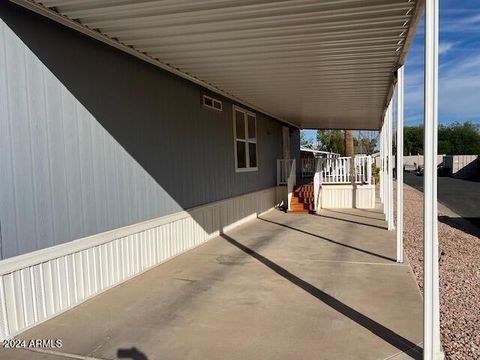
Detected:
left=303, top=1, right=480, bottom=142
left=405, top=0, right=480, bottom=126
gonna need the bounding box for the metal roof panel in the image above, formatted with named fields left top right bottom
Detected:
left=11, top=0, right=424, bottom=129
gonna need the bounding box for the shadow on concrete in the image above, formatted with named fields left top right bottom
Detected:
left=322, top=208, right=385, bottom=221
left=258, top=217, right=396, bottom=262
left=220, top=233, right=423, bottom=359
left=313, top=213, right=387, bottom=231
left=358, top=208, right=385, bottom=215
left=118, top=347, right=148, bottom=360
left=438, top=216, right=480, bottom=238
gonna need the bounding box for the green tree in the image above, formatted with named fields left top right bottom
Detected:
left=316, top=130, right=345, bottom=155
left=403, top=122, right=480, bottom=155
left=438, top=122, right=480, bottom=155
left=404, top=126, right=424, bottom=155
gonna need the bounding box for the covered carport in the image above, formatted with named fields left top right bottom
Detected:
left=3, top=206, right=424, bottom=359
left=4, top=0, right=442, bottom=358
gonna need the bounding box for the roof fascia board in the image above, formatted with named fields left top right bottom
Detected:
left=378, top=0, right=425, bottom=129
left=398, top=0, right=425, bottom=67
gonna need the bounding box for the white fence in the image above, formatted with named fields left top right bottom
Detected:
left=375, top=154, right=445, bottom=170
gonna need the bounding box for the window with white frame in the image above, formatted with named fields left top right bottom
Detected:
left=233, top=106, right=257, bottom=171
left=203, top=95, right=222, bottom=111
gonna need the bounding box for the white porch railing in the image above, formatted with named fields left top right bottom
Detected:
left=278, top=156, right=372, bottom=212
left=276, top=159, right=296, bottom=211
left=313, top=159, right=323, bottom=211
left=301, top=153, right=339, bottom=178
left=354, top=155, right=373, bottom=184
left=321, top=157, right=349, bottom=183
left=277, top=159, right=295, bottom=185
left=287, top=160, right=296, bottom=211
left=320, top=155, right=373, bottom=185
left=301, top=158, right=316, bottom=178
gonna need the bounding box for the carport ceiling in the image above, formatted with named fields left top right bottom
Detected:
left=12, top=0, right=423, bottom=130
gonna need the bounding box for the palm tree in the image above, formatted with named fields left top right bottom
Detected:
left=344, top=130, right=354, bottom=157
left=344, top=130, right=354, bottom=183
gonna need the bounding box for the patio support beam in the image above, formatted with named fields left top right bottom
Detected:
left=384, top=121, right=387, bottom=213
left=384, top=121, right=388, bottom=217
left=423, top=0, right=443, bottom=358
left=396, top=66, right=404, bottom=262
left=379, top=127, right=382, bottom=202
left=387, top=102, right=394, bottom=231
left=380, top=124, right=385, bottom=208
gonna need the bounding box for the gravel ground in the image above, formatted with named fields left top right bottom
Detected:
left=402, top=185, right=480, bottom=359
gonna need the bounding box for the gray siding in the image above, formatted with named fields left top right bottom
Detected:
left=0, top=4, right=296, bottom=259
left=290, top=129, right=302, bottom=177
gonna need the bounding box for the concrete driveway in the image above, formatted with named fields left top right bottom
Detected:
left=1, top=206, right=423, bottom=360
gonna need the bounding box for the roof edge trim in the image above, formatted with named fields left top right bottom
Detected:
left=379, top=0, right=425, bottom=129
left=398, top=0, right=425, bottom=67
left=9, top=0, right=299, bottom=128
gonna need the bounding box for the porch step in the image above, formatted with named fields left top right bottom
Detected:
left=288, top=184, right=315, bottom=214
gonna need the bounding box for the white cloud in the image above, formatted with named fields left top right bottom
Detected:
left=405, top=52, right=480, bottom=123
left=403, top=1, right=480, bottom=123
left=439, top=42, right=457, bottom=55
left=439, top=53, right=480, bottom=119
left=460, top=14, right=480, bottom=25
left=441, top=14, right=480, bottom=33
left=445, top=54, right=480, bottom=73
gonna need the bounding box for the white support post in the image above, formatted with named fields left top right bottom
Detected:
left=424, top=0, right=443, bottom=358
left=383, top=109, right=390, bottom=222
left=380, top=124, right=384, bottom=204
left=287, top=159, right=296, bottom=212
left=397, top=66, right=404, bottom=263
left=383, top=122, right=388, bottom=214
left=367, top=156, right=372, bottom=185
left=313, top=159, right=320, bottom=212
left=385, top=128, right=388, bottom=209
left=383, top=114, right=388, bottom=217
left=382, top=107, right=390, bottom=223
left=387, top=101, right=394, bottom=231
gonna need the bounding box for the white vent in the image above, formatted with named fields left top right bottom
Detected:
left=203, top=95, right=222, bottom=111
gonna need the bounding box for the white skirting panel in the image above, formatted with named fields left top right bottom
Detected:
left=0, top=187, right=276, bottom=340
left=355, top=185, right=376, bottom=209
left=320, top=185, right=375, bottom=209
left=321, top=185, right=353, bottom=209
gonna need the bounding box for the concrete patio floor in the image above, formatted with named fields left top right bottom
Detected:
left=1, top=205, right=423, bottom=360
